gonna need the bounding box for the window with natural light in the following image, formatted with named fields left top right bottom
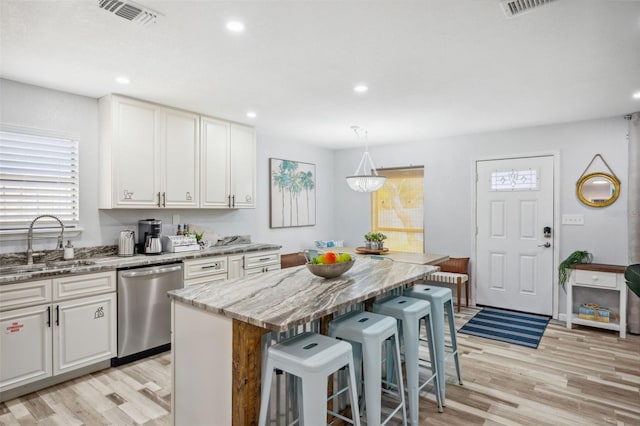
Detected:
left=0, top=129, right=79, bottom=231
left=371, top=166, right=424, bottom=253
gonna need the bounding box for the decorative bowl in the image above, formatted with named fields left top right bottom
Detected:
left=306, top=260, right=356, bottom=279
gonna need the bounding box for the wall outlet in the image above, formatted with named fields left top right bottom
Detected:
left=562, top=214, right=584, bottom=225
left=172, top=214, right=180, bottom=225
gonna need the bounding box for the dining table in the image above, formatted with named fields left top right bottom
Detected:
left=168, top=257, right=440, bottom=425
left=339, top=247, right=448, bottom=265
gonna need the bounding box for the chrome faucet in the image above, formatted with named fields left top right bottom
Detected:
left=27, top=215, right=64, bottom=265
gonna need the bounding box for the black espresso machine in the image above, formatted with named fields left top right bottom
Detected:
left=138, top=219, right=162, bottom=254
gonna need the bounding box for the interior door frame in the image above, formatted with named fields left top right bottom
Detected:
left=471, top=151, right=561, bottom=319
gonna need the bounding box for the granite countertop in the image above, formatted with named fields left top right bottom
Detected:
left=169, top=258, right=439, bottom=332
left=0, top=242, right=281, bottom=285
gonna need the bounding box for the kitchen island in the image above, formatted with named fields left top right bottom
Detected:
left=168, top=257, right=439, bottom=425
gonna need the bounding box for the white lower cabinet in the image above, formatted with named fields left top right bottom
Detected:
left=228, top=254, right=244, bottom=279
left=0, top=272, right=117, bottom=393
left=183, top=251, right=281, bottom=284
left=244, top=251, right=281, bottom=276
left=54, top=292, right=117, bottom=375
left=0, top=304, right=52, bottom=391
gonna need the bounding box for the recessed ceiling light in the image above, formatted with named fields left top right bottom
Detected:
left=633, top=91, right=640, bottom=99
left=353, top=84, right=368, bottom=93
left=115, top=76, right=130, bottom=84
left=226, top=20, right=245, bottom=32
left=246, top=111, right=257, bottom=118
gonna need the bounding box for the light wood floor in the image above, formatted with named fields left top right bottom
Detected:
left=1, top=306, right=638, bottom=425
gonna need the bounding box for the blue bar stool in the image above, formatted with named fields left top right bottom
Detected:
left=258, top=332, right=361, bottom=426
left=373, top=296, right=443, bottom=426
left=329, top=311, right=408, bottom=426
left=404, top=285, right=462, bottom=405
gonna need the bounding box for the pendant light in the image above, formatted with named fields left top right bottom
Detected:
left=345, top=126, right=387, bottom=192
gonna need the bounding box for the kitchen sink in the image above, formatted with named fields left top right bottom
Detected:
left=0, top=259, right=96, bottom=275
left=45, top=259, right=96, bottom=268
left=0, top=263, right=50, bottom=274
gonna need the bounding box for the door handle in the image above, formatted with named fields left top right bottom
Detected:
left=228, top=195, right=231, bottom=208
left=47, top=306, right=51, bottom=327
left=162, top=192, right=166, bottom=207
left=538, top=242, right=551, bottom=248
left=232, top=195, right=235, bottom=207
left=157, top=192, right=161, bottom=207
left=55, top=305, right=60, bottom=326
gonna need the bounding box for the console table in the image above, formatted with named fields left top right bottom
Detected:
left=566, top=263, right=627, bottom=338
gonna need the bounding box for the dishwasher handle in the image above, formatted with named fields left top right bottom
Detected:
left=120, top=264, right=182, bottom=278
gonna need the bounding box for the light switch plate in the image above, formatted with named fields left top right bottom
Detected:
left=562, top=214, right=584, bottom=225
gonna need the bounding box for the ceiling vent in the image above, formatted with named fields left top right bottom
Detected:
left=500, top=0, right=557, bottom=18
left=98, top=0, right=161, bottom=25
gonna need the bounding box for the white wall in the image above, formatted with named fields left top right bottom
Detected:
left=336, top=118, right=629, bottom=262
left=0, top=79, right=335, bottom=254
left=334, top=117, right=629, bottom=314
left=2, top=79, right=630, bottom=315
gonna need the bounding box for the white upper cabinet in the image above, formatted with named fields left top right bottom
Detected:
left=229, top=123, right=256, bottom=209
left=162, top=108, right=200, bottom=208
left=201, top=117, right=256, bottom=209
left=99, top=95, right=161, bottom=208
left=99, top=95, right=199, bottom=209
left=100, top=95, right=254, bottom=209
left=200, top=117, right=231, bottom=208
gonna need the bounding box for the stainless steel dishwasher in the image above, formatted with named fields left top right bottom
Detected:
left=113, top=262, right=183, bottom=365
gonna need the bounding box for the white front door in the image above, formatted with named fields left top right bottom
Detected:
left=476, top=156, right=554, bottom=315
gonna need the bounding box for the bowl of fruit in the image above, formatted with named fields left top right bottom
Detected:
left=306, top=252, right=355, bottom=279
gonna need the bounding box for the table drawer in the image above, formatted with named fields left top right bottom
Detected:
left=183, top=256, right=227, bottom=280
left=0, top=279, right=52, bottom=311
left=573, top=270, right=617, bottom=289
left=53, top=271, right=117, bottom=301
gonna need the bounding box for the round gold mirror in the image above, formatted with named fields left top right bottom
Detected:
left=577, top=172, right=620, bottom=207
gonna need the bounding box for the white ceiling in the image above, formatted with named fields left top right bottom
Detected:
left=1, top=0, right=639, bottom=148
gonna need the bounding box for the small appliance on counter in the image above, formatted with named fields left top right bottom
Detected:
left=163, top=235, right=200, bottom=253
left=118, top=230, right=135, bottom=256
left=138, top=219, right=163, bottom=255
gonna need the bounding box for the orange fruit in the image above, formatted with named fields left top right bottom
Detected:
left=324, top=252, right=337, bottom=264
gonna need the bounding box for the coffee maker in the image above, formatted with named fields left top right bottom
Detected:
left=138, top=219, right=162, bottom=255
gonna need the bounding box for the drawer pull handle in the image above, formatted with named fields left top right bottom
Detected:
left=259, top=258, right=271, bottom=262
left=201, top=264, right=220, bottom=270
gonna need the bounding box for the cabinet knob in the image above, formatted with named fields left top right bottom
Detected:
left=592, top=275, right=599, bottom=281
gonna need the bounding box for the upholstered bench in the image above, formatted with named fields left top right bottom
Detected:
left=424, top=257, right=470, bottom=312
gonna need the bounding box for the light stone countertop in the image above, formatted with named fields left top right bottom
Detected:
left=0, top=243, right=281, bottom=285
left=169, top=257, right=439, bottom=332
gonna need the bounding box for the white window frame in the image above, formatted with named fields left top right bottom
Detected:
left=0, top=125, right=83, bottom=239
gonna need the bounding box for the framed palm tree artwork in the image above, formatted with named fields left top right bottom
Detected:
left=270, top=158, right=316, bottom=228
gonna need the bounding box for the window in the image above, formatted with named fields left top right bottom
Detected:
left=0, top=129, right=79, bottom=231
left=371, top=166, right=424, bottom=253
left=490, top=169, right=539, bottom=191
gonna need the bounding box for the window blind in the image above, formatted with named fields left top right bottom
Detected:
left=0, top=130, right=79, bottom=230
